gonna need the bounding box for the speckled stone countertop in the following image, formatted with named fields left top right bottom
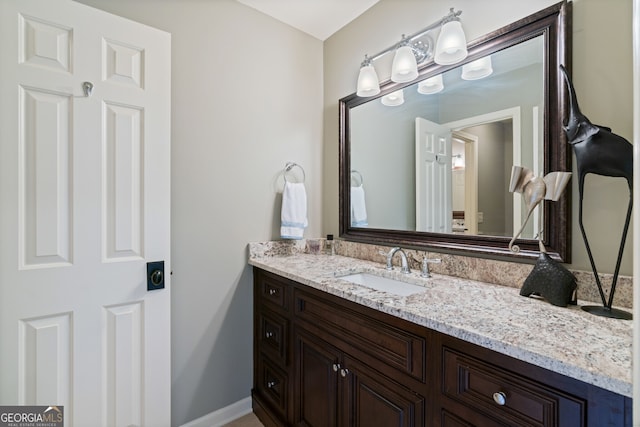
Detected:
left=248, top=242, right=632, bottom=398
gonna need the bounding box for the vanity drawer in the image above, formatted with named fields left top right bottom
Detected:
left=257, top=308, right=289, bottom=365
left=294, top=288, right=427, bottom=383
left=256, top=271, right=290, bottom=311
left=256, top=353, right=289, bottom=419
left=442, top=347, right=585, bottom=427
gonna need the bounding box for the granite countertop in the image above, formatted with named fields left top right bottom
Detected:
left=248, top=249, right=632, bottom=398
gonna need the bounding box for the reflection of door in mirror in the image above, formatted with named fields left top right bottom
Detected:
left=415, top=118, right=451, bottom=233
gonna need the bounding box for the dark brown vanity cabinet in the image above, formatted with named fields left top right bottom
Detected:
left=252, top=268, right=632, bottom=427
left=253, top=268, right=427, bottom=427
left=293, top=313, right=426, bottom=427
left=295, top=327, right=425, bottom=426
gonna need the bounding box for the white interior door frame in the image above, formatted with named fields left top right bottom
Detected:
left=443, top=106, right=522, bottom=233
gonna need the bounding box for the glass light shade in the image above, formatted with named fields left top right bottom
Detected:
left=461, top=56, right=493, bottom=80
left=356, top=64, right=380, bottom=97
left=434, top=20, right=468, bottom=65
left=417, top=74, right=444, bottom=94
left=381, top=89, right=404, bottom=106
left=391, top=45, right=418, bottom=83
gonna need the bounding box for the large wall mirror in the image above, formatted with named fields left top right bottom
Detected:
left=339, top=1, right=572, bottom=261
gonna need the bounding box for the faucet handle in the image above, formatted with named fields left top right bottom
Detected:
left=379, top=249, right=393, bottom=270
left=420, top=257, right=441, bottom=278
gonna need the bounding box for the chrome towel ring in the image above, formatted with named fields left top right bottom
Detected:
left=351, top=169, right=364, bottom=186
left=284, top=162, right=305, bottom=183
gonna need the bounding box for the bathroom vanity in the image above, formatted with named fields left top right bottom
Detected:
left=249, top=249, right=632, bottom=427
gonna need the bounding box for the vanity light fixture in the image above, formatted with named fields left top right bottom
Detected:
left=434, top=14, right=468, bottom=65
left=461, top=55, right=493, bottom=80
left=391, top=37, right=420, bottom=83
left=356, top=55, right=381, bottom=96
left=417, top=74, right=444, bottom=94
left=356, top=8, right=466, bottom=96
left=381, top=89, right=404, bottom=106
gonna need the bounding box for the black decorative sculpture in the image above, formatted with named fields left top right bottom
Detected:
left=509, top=166, right=576, bottom=307
left=560, top=65, right=633, bottom=319
left=520, top=252, right=577, bottom=307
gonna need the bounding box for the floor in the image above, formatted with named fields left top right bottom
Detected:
left=223, top=412, right=264, bottom=427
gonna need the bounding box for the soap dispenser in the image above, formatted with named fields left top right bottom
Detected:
left=326, top=234, right=335, bottom=256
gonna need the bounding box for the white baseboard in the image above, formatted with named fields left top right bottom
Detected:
left=180, top=396, right=252, bottom=427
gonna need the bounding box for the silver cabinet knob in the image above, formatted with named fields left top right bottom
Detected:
left=332, top=363, right=340, bottom=372
left=267, top=380, right=277, bottom=389
left=265, top=331, right=274, bottom=338
left=268, top=288, right=277, bottom=296
left=340, top=368, right=350, bottom=378
left=492, top=391, right=506, bottom=406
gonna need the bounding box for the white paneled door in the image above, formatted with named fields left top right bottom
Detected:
left=0, top=1, right=171, bottom=426
left=415, top=117, right=452, bottom=234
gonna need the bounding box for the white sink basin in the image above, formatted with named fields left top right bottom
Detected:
left=339, top=273, right=426, bottom=296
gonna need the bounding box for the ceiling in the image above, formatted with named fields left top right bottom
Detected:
left=235, top=0, right=381, bottom=40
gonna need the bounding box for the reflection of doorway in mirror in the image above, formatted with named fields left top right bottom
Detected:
left=458, top=121, right=513, bottom=236
left=444, top=107, right=522, bottom=237
left=451, top=132, right=478, bottom=234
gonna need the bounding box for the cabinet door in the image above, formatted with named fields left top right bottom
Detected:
left=342, top=356, right=425, bottom=427
left=294, top=328, right=341, bottom=427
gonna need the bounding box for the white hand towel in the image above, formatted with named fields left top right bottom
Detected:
left=351, top=185, right=368, bottom=227
left=281, top=182, right=308, bottom=239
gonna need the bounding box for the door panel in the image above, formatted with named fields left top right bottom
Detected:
left=103, top=102, right=144, bottom=261
left=343, top=356, right=425, bottom=427
left=294, top=328, right=340, bottom=427
left=19, top=86, right=73, bottom=268
left=0, top=1, right=171, bottom=426
left=104, top=302, right=144, bottom=427
left=19, top=313, right=73, bottom=406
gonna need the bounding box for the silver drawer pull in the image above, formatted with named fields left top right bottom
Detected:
left=340, top=368, right=350, bottom=378
left=268, top=288, right=278, bottom=296
left=267, top=380, right=278, bottom=389
left=265, top=331, right=274, bottom=338
left=493, top=392, right=506, bottom=406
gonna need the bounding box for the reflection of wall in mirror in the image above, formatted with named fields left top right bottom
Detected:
left=452, top=171, right=465, bottom=211
left=351, top=100, right=417, bottom=231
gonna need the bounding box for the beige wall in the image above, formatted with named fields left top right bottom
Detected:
left=323, top=0, right=634, bottom=275
left=76, top=0, right=323, bottom=425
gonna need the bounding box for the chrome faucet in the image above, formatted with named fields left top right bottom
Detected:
left=383, top=247, right=410, bottom=274
left=420, top=256, right=441, bottom=278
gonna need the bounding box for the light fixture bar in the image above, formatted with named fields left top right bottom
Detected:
left=365, top=8, right=462, bottom=63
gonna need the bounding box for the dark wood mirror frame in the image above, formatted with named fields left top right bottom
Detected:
left=339, top=1, right=572, bottom=262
